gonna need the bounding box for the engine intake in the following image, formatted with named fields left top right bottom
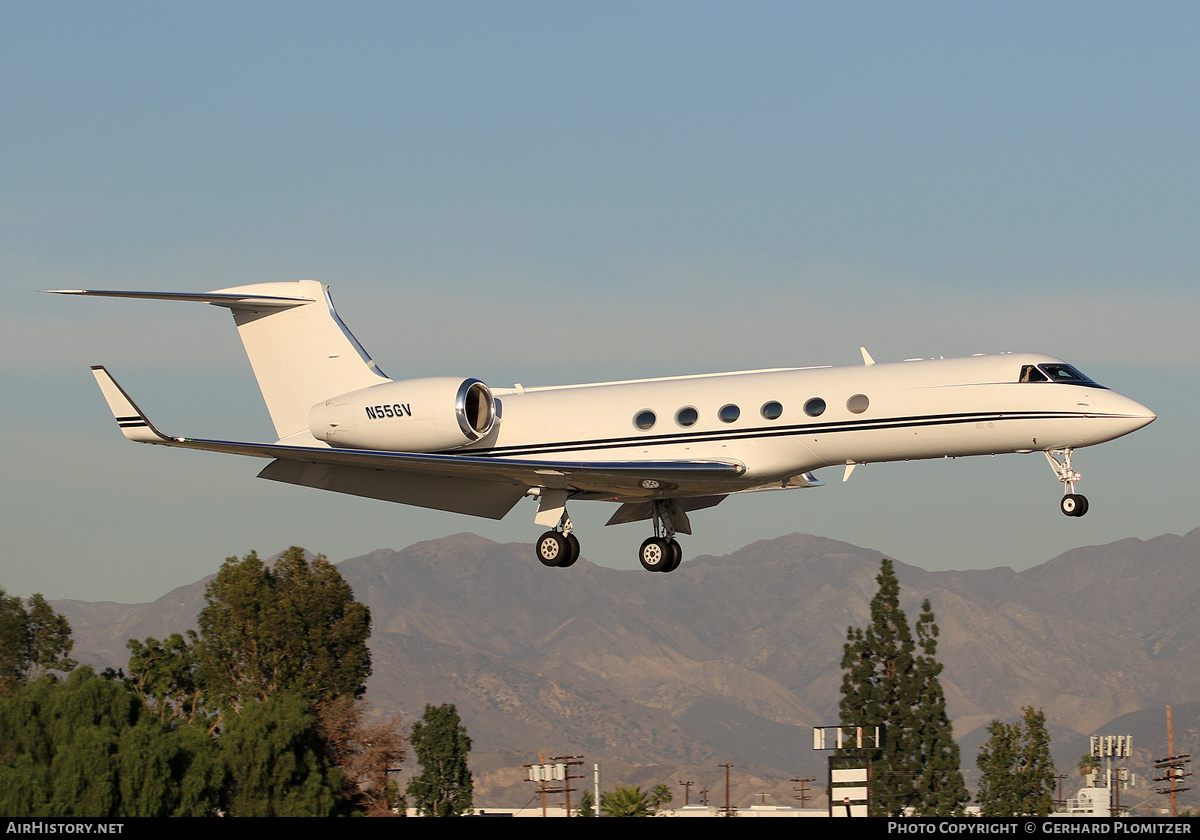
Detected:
left=309, top=377, right=497, bottom=451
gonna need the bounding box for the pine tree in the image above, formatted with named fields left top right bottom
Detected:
left=839, top=559, right=967, bottom=816
left=910, top=599, right=969, bottom=815
left=976, top=706, right=1055, bottom=816
left=406, top=703, right=473, bottom=816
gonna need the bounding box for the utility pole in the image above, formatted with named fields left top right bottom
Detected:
left=1154, top=706, right=1192, bottom=818
left=1054, top=773, right=1069, bottom=812
left=791, top=777, right=816, bottom=808
left=524, top=754, right=584, bottom=816
left=719, top=763, right=736, bottom=817
left=679, top=779, right=694, bottom=806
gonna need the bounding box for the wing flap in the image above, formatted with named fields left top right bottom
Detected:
left=258, top=459, right=527, bottom=519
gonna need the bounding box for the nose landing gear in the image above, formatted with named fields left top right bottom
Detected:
left=1046, top=448, right=1089, bottom=517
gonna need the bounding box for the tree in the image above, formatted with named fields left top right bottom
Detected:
left=218, top=692, right=341, bottom=817
left=649, top=782, right=673, bottom=812
left=195, top=548, right=372, bottom=714
left=600, top=785, right=654, bottom=817
left=0, top=667, right=222, bottom=817
left=406, top=703, right=473, bottom=816
left=576, top=788, right=595, bottom=817
left=0, top=589, right=76, bottom=694
left=125, top=632, right=204, bottom=725
left=122, top=546, right=400, bottom=815
left=976, top=706, right=1056, bottom=816
left=1078, top=753, right=1100, bottom=781
left=316, top=695, right=406, bottom=816
left=838, top=559, right=968, bottom=816
left=909, top=599, right=970, bottom=815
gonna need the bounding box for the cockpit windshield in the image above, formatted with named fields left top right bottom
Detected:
left=1019, top=364, right=1106, bottom=388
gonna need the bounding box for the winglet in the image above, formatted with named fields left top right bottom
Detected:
left=89, top=366, right=172, bottom=444
left=860, top=347, right=875, bottom=366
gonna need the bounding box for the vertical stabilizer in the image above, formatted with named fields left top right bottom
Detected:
left=211, top=280, right=389, bottom=440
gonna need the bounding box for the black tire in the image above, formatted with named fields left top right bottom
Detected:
left=1060, top=494, right=1089, bottom=517
left=559, top=533, right=581, bottom=567
left=536, top=531, right=568, bottom=566
left=664, top=539, right=683, bottom=573
left=639, top=537, right=671, bottom=572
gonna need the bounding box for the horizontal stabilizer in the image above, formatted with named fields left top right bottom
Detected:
left=46, top=289, right=313, bottom=308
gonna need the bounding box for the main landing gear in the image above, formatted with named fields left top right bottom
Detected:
left=638, top=499, right=683, bottom=573
left=531, top=498, right=684, bottom=572
left=1045, top=448, right=1089, bottom=517
left=639, top=536, right=682, bottom=573
left=536, top=515, right=581, bottom=568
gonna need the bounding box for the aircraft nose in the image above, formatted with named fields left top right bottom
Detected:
left=1123, top=395, right=1155, bottom=424
left=1108, top=393, right=1156, bottom=435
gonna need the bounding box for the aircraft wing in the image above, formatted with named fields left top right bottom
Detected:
left=90, top=366, right=748, bottom=517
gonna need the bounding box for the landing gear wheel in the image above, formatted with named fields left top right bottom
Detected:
left=536, top=531, right=568, bottom=566
left=664, top=539, right=683, bottom=573
left=559, top=533, right=581, bottom=567
left=639, top=537, right=672, bottom=572
left=1060, top=494, right=1089, bottom=517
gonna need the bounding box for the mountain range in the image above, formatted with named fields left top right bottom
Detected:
left=55, top=528, right=1200, bottom=811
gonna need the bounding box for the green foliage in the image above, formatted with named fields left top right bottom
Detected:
left=976, top=706, right=1056, bottom=816
left=601, top=785, right=654, bottom=817
left=195, top=548, right=372, bottom=713
left=909, top=599, right=970, bottom=816
left=650, top=782, right=673, bottom=811
left=219, top=692, right=341, bottom=817
left=0, top=548, right=392, bottom=817
left=0, top=589, right=76, bottom=694
left=576, top=788, right=595, bottom=817
left=406, top=703, right=473, bottom=816
left=125, top=632, right=204, bottom=724
left=0, top=667, right=221, bottom=817
left=839, top=559, right=968, bottom=816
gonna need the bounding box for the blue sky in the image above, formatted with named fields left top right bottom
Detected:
left=3, top=2, right=1196, bottom=602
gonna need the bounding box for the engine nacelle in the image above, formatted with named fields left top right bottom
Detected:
left=309, top=377, right=497, bottom=451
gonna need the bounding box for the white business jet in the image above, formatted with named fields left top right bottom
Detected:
left=51, top=280, right=1155, bottom=573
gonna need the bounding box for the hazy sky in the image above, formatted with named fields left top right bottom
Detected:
left=4, top=2, right=1196, bottom=602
